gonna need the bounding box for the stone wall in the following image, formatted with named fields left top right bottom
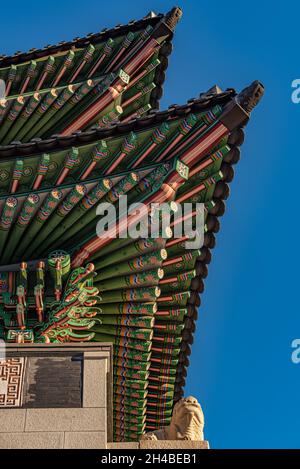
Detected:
left=0, top=343, right=112, bottom=449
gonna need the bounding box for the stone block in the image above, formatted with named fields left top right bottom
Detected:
left=0, top=432, right=64, bottom=449
left=107, top=442, right=139, bottom=449
left=0, top=409, right=26, bottom=432
left=83, top=353, right=107, bottom=408
left=139, top=440, right=210, bottom=449
left=64, top=431, right=106, bottom=449
left=25, top=407, right=106, bottom=432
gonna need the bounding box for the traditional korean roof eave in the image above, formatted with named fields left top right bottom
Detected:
left=0, top=12, right=167, bottom=66
left=170, top=130, right=245, bottom=405
left=0, top=79, right=264, bottom=441
left=0, top=89, right=235, bottom=158
left=156, top=83, right=266, bottom=408
left=0, top=7, right=182, bottom=132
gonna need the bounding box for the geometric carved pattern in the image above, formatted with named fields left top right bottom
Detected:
left=0, top=358, right=26, bottom=407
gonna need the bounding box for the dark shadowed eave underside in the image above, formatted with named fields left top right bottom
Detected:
left=0, top=81, right=264, bottom=441
left=0, top=8, right=182, bottom=144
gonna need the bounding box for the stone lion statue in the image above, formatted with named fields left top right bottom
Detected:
left=141, top=396, right=204, bottom=441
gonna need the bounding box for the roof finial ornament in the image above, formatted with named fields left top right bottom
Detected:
left=144, top=11, right=157, bottom=19
left=200, top=85, right=223, bottom=99
left=164, top=6, right=183, bottom=31
left=237, top=80, right=264, bottom=114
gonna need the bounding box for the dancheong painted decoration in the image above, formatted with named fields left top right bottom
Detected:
left=0, top=7, right=263, bottom=441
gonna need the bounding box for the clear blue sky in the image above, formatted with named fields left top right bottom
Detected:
left=1, top=0, right=299, bottom=449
